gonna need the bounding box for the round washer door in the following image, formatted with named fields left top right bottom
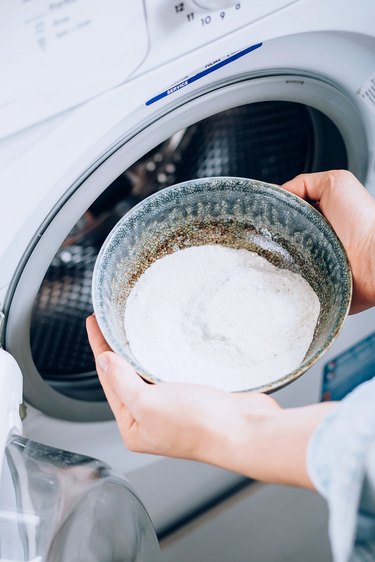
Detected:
left=3, top=74, right=369, bottom=421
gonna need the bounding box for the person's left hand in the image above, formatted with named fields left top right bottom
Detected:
left=86, top=314, right=279, bottom=463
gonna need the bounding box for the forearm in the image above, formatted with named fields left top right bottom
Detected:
left=360, top=229, right=375, bottom=310
left=198, top=400, right=338, bottom=489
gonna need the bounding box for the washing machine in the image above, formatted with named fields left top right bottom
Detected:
left=1, top=0, right=375, bottom=556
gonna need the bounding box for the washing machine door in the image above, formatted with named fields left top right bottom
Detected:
left=0, top=349, right=161, bottom=562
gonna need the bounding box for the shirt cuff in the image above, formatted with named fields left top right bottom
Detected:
left=306, top=378, right=375, bottom=562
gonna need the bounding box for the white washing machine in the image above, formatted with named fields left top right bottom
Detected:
left=1, top=0, right=375, bottom=556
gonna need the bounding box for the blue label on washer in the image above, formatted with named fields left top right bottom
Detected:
left=145, top=42, right=263, bottom=106
left=321, top=331, right=375, bottom=402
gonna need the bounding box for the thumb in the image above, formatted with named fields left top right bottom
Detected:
left=96, top=351, right=145, bottom=410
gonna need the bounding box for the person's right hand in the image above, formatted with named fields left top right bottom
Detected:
left=282, top=170, right=375, bottom=314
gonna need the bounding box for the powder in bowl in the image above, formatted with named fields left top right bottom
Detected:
left=124, top=245, right=320, bottom=391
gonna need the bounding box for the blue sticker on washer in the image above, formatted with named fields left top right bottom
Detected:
left=145, top=42, right=263, bottom=106
left=321, top=331, right=375, bottom=402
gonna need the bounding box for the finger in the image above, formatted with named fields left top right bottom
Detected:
left=282, top=171, right=375, bottom=235
left=97, top=363, right=123, bottom=417
left=86, top=316, right=125, bottom=413
left=86, top=315, right=111, bottom=358
left=281, top=170, right=375, bottom=231
left=281, top=171, right=338, bottom=202
left=281, top=170, right=371, bottom=207
left=97, top=351, right=147, bottom=418
left=86, top=315, right=147, bottom=419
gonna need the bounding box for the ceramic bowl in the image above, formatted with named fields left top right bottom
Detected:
left=92, top=177, right=352, bottom=393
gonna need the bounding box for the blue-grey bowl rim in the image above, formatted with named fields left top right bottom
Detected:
left=92, top=176, right=353, bottom=394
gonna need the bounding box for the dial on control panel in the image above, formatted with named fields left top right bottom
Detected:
left=191, top=0, right=237, bottom=9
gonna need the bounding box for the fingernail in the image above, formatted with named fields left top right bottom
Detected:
left=91, top=312, right=95, bottom=316
left=97, top=354, right=109, bottom=374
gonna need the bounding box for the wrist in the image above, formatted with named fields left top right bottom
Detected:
left=369, top=231, right=375, bottom=307
left=200, top=396, right=337, bottom=489
left=196, top=393, right=281, bottom=474
left=258, top=403, right=337, bottom=488
left=352, top=224, right=375, bottom=313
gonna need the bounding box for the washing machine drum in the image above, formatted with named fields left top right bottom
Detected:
left=0, top=435, right=160, bottom=561
left=30, top=100, right=348, bottom=407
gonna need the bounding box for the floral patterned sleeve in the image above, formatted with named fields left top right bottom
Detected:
left=307, top=378, right=375, bottom=562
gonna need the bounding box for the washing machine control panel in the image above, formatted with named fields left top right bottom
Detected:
left=0, top=0, right=149, bottom=138
left=142, top=0, right=302, bottom=71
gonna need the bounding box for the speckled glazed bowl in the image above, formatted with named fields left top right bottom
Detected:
left=92, top=177, right=352, bottom=393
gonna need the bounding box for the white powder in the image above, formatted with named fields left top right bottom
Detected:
left=124, top=245, right=320, bottom=391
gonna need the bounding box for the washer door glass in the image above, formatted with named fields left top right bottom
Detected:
left=0, top=434, right=160, bottom=562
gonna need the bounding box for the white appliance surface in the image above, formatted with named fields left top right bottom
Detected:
left=0, top=1, right=149, bottom=138
left=0, top=0, right=374, bottom=547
